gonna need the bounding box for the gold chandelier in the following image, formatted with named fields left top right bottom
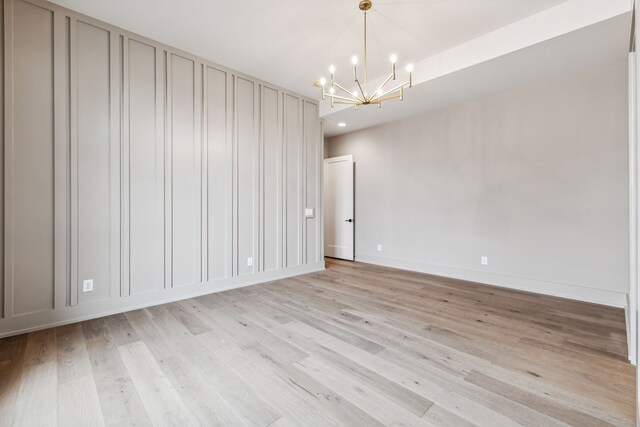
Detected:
left=319, top=0, right=413, bottom=109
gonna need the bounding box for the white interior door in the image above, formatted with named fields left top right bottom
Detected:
left=324, top=155, right=354, bottom=260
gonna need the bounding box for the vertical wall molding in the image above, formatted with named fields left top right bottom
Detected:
left=316, top=108, right=323, bottom=263
left=194, top=60, right=203, bottom=285
left=319, top=119, right=325, bottom=267
left=277, top=91, right=284, bottom=270
left=200, top=63, right=208, bottom=283
left=225, top=71, right=234, bottom=280
left=297, top=97, right=303, bottom=266
left=231, top=75, right=238, bottom=278
left=156, top=45, right=166, bottom=291
left=164, top=49, right=172, bottom=290
left=2, top=0, right=12, bottom=319
left=0, top=0, right=323, bottom=336
left=109, top=28, right=121, bottom=302
left=281, top=92, right=288, bottom=269
left=53, top=8, right=68, bottom=309
left=68, top=14, right=78, bottom=306
left=121, top=34, right=130, bottom=298
left=301, top=99, right=307, bottom=265
left=253, top=81, right=260, bottom=274
left=258, top=84, right=264, bottom=273
left=225, top=72, right=237, bottom=278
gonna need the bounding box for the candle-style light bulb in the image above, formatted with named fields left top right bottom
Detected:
left=329, top=87, right=335, bottom=94
left=406, top=64, right=413, bottom=87
left=318, top=77, right=326, bottom=100
left=329, top=64, right=336, bottom=74
left=390, top=54, right=398, bottom=80
left=352, top=56, right=358, bottom=81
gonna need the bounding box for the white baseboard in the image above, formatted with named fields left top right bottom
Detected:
left=625, top=299, right=633, bottom=364
left=625, top=293, right=638, bottom=365
left=0, top=261, right=325, bottom=339
left=355, top=253, right=627, bottom=308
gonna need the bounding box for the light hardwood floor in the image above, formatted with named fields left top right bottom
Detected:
left=0, top=258, right=635, bottom=426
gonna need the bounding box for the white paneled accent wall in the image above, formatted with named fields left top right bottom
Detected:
left=0, top=0, right=323, bottom=337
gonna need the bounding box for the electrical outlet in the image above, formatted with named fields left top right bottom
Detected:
left=247, top=257, right=253, bottom=267
left=82, top=279, right=94, bottom=293
left=377, top=244, right=382, bottom=252
left=481, top=256, right=488, bottom=266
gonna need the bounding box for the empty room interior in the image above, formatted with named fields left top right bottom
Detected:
left=1, top=0, right=639, bottom=425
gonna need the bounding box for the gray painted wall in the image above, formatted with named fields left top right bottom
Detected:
left=327, top=60, right=629, bottom=307
left=0, top=0, right=323, bottom=337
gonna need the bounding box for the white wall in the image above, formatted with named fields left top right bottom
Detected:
left=0, top=0, right=323, bottom=338
left=327, top=60, right=629, bottom=307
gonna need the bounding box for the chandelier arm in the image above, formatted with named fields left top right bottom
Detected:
left=333, top=82, right=365, bottom=102
left=334, top=100, right=362, bottom=105
left=369, top=81, right=408, bottom=102
left=375, top=93, right=403, bottom=103
left=371, top=72, right=394, bottom=100
left=354, top=78, right=367, bottom=101
left=325, top=93, right=360, bottom=103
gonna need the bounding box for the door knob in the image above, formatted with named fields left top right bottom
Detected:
left=345, top=219, right=353, bottom=222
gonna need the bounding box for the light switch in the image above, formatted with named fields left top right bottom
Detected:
left=305, top=208, right=315, bottom=218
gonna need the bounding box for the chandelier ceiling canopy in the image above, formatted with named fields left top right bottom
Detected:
left=318, top=0, right=413, bottom=109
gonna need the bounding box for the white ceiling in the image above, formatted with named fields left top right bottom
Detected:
left=49, top=0, right=569, bottom=100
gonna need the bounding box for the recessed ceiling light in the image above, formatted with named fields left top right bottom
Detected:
left=338, top=122, right=346, bottom=127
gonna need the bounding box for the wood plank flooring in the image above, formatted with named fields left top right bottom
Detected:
left=0, top=258, right=635, bottom=426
